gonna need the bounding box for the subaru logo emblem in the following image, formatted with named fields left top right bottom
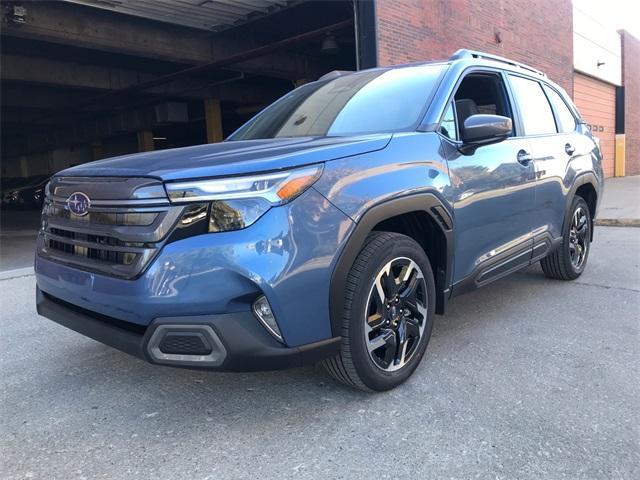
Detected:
left=66, top=192, right=90, bottom=216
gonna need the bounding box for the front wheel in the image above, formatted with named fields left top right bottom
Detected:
left=323, top=232, right=435, bottom=391
left=541, top=196, right=592, bottom=280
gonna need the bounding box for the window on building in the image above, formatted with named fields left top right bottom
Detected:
left=543, top=85, right=576, bottom=133
left=509, top=75, right=557, bottom=135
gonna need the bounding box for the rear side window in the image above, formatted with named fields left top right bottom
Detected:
left=544, top=86, right=576, bottom=133
left=509, top=75, right=556, bottom=135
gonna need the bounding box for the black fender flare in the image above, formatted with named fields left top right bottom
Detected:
left=328, top=192, right=454, bottom=337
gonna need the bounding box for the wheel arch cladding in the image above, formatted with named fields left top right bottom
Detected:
left=329, top=192, right=453, bottom=337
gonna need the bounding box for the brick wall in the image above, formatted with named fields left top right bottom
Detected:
left=375, top=0, right=574, bottom=95
left=621, top=30, right=639, bottom=176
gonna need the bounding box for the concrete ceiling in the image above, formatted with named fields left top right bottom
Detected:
left=62, top=0, right=293, bottom=31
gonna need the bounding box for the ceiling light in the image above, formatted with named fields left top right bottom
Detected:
left=321, top=34, right=340, bottom=56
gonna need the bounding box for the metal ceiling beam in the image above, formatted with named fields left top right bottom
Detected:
left=2, top=80, right=286, bottom=157
left=75, top=18, right=352, bottom=109
left=61, top=0, right=291, bottom=31
left=0, top=84, right=97, bottom=109
left=1, top=1, right=315, bottom=79
left=2, top=17, right=351, bottom=128
left=1, top=53, right=236, bottom=98
left=1, top=52, right=287, bottom=132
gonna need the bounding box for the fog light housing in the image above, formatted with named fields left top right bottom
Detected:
left=252, top=295, right=283, bottom=343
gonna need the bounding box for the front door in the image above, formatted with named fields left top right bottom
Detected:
left=439, top=71, right=536, bottom=289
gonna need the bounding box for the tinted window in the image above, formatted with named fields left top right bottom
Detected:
left=544, top=86, right=576, bottom=133
left=509, top=75, right=556, bottom=135
left=229, top=64, right=445, bottom=140
left=439, top=102, right=458, bottom=141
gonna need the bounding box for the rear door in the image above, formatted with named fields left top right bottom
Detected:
left=507, top=74, right=569, bottom=257
left=538, top=84, right=588, bottom=242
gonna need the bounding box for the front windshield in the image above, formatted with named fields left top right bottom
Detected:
left=228, top=64, right=445, bottom=140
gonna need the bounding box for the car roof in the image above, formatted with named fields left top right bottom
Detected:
left=321, top=49, right=563, bottom=92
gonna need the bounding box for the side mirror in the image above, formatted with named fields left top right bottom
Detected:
left=460, top=114, right=512, bottom=153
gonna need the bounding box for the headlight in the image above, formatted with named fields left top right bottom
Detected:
left=208, top=198, right=271, bottom=232
left=165, top=164, right=323, bottom=232
left=165, top=164, right=323, bottom=204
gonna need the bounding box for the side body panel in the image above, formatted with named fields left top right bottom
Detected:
left=529, top=125, right=603, bottom=235
left=313, top=132, right=454, bottom=330
left=506, top=77, right=604, bottom=251
left=428, top=65, right=537, bottom=289
left=314, top=132, right=453, bottom=223
left=442, top=137, right=536, bottom=286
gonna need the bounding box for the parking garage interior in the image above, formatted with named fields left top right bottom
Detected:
left=0, top=0, right=374, bottom=195
left=0, top=0, right=374, bottom=269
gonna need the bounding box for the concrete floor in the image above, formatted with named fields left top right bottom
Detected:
left=1, top=226, right=638, bottom=480
left=0, top=209, right=40, bottom=272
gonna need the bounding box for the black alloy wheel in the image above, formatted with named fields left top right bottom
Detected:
left=364, top=257, right=428, bottom=372
left=568, top=206, right=589, bottom=270
left=323, top=232, right=435, bottom=391
left=541, top=196, right=592, bottom=280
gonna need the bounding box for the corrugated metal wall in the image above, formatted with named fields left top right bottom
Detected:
left=574, top=73, right=616, bottom=178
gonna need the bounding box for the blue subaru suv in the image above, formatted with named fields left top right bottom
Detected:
left=35, top=50, right=603, bottom=391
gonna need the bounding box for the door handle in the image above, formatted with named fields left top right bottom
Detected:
left=565, top=143, right=575, bottom=156
left=517, top=149, right=533, bottom=166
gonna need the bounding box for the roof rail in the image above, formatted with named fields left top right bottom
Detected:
left=449, top=49, right=546, bottom=77
left=318, top=70, right=354, bottom=81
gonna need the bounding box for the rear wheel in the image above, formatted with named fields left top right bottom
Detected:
left=323, top=232, right=435, bottom=391
left=541, top=196, right=591, bottom=280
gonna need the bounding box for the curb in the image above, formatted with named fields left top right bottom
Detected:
left=595, top=218, right=640, bottom=227
left=0, top=267, right=34, bottom=281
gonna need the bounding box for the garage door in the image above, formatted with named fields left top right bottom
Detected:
left=573, top=73, right=616, bottom=177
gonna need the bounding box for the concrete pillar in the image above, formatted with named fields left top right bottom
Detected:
left=137, top=130, right=154, bottom=152
left=615, top=134, right=626, bottom=177
left=19, top=156, right=29, bottom=177
left=205, top=98, right=223, bottom=143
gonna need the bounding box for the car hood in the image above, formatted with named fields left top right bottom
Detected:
left=58, top=135, right=392, bottom=181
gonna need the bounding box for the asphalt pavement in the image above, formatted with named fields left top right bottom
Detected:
left=1, top=225, right=638, bottom=480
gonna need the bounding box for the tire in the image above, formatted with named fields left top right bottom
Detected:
left=540, top=196, right=592, bottom=280
left=323, top=232, right=436, bottom=391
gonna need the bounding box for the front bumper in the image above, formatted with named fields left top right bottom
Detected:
left=37, top=288, right=340, bottom=371
left=35, top=188, right=354, bottom=347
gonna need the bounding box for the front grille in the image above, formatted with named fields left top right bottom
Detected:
left=47, top=227, right=139, bottom=266
left=46, top=204, right=158, bottom=226
left=38, top=176, right=184, bottom=279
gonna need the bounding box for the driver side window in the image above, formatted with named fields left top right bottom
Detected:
left=448, top=72, right=515, bottom=138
